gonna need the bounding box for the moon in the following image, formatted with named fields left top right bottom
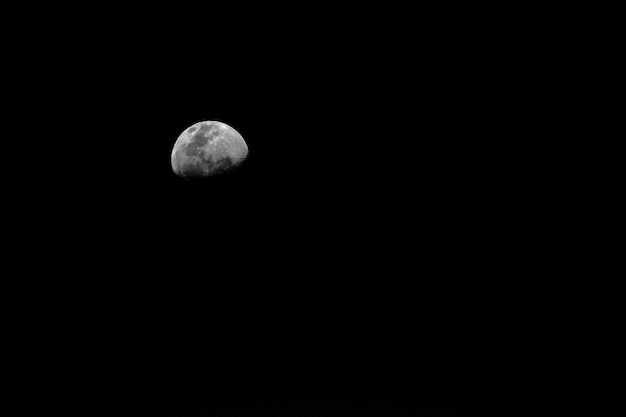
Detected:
left=171, top=121, right=248, bottom=178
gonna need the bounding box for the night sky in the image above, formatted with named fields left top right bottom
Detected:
left=4, top=4, right=555, bottom=417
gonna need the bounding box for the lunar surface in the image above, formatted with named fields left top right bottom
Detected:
left=171, top=121, right=248, bottom=179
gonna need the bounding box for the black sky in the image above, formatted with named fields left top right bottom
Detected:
left=4, top=4, right=556, bottom=417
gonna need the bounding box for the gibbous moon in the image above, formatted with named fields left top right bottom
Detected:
left=171, top=121, right=248, bottom=178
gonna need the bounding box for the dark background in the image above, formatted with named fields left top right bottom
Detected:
left=4, top=3, right=561, bottom=417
